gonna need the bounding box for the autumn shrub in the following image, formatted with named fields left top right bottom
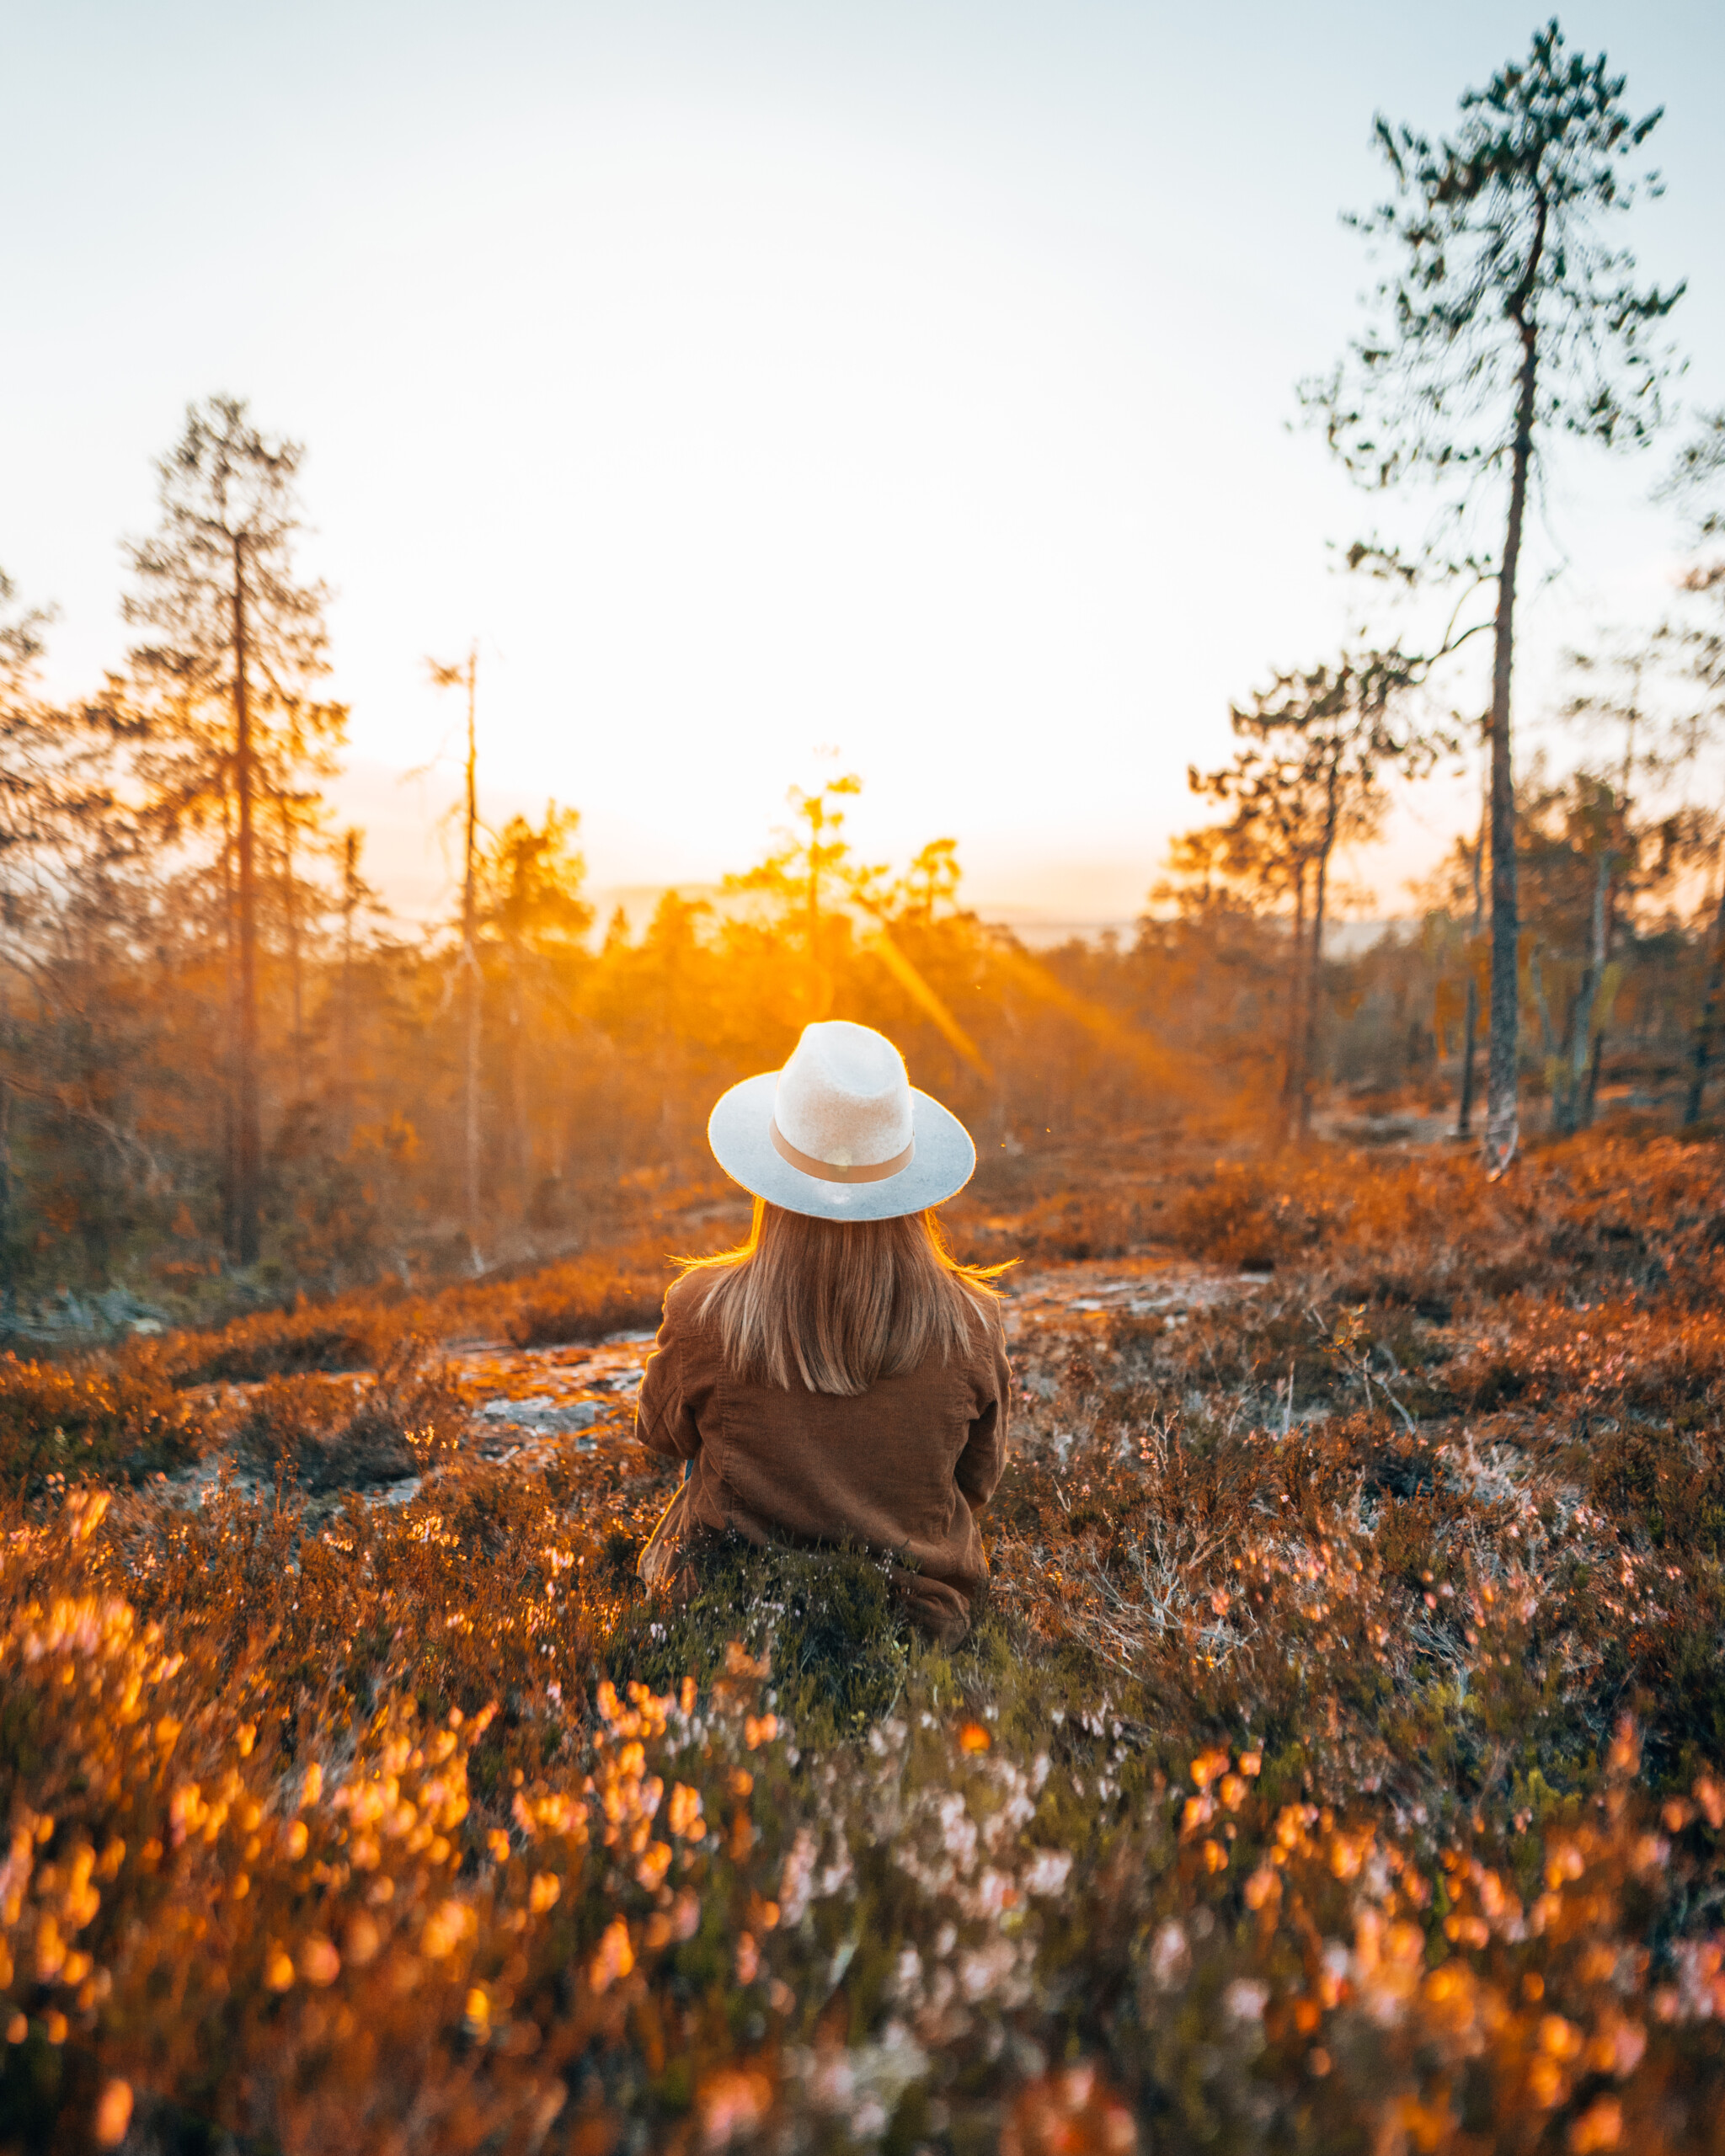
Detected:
left=0, top=1356, right=211, bottom=1499
left=5, top=1471, right=1725, bottom=2153
left=1160, top=1133, right=1725, bottom=1310
left=1450, top=1298, right=1725, bottom=1418
left=1583, top=1423, right=1725, bottom=1558
left=1161, top=1163, right=1301, bottom=1271
left=147, top=1300, right=409, bottom=1386
left=5, top=1128, right=1725, bottom=2148
left=231, top=1337, right=467, bottom=1494
left=500, top=1256, right=666, bottom=1349
left=118, top=1241, right=675, bottom=1390
left=1009, top=1192, right=1154, bottom=1262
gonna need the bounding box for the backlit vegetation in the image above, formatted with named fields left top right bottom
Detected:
left=4, top=20, right=1725, bottom=2148
left=4, top=1131, right=1725, bottom=2149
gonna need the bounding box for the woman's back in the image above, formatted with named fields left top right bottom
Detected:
left=638, top=1269, right=1011, bottom=1643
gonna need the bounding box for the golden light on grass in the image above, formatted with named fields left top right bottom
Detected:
left=3, top=1135, right=1725, bottom=2143
left=590, top=1917, right=634, bottom=1993
left=93, top=2079, right=133, bottom=2147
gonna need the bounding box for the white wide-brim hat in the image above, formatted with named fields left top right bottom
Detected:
left=708, top=1019, right=976, bottom=1222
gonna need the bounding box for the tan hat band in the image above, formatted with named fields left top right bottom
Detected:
left=770, top=1119, right=915, bottom=1184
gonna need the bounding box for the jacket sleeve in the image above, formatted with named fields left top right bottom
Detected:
left=635, top=1298, right=703, bottom=1463
left=954, top=1314, right=1012, bottom=1508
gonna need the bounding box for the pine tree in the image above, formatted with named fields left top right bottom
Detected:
left=1190, top=649, right=1442, bottom=1136
left=1304, top=21, right=1683, bottom=1172
left=124, top=397, right=345, bottom=1263
left=0, top=572, right=131, bottom=1311
left=1666, top=409, right=1725, bottom=1124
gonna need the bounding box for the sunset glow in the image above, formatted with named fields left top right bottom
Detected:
left=6, top=1, right=1719, bottom=921
left=6, top=11, right=1725, bottom=2148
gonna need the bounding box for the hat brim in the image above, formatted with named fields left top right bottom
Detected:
left=708, top=1071, right=977, bottom=1222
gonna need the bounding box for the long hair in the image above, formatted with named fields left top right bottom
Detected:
left=676, top=1200, right=1008, bottom=1396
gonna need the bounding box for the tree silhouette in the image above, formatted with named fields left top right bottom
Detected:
left=427, top=648, right=483, bottom=1262
left=1304, top=20, right=1683, bottom=1172
left=124, top=397, right=344, bottom=1262
left=1191, top=648, right=1443, bottom=1136
left=726, top=769, right=879, bottom=1021
left=479, top=804, right=592, bottom=1208
left=1664, top=408, right=1725, bottom=1123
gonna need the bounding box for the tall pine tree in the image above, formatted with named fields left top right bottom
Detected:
left=1304, top=21, right=1682, bottom=1171
left=124, top=397, right=345, bottom=1263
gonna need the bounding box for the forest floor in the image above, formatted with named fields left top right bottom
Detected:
left=5, top=1128, right=1725, bottom=2154
left=151, top=1251, right=1257, bottom=1524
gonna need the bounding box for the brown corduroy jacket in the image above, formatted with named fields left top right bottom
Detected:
left=633, top=1272, right=1012, bottom=1644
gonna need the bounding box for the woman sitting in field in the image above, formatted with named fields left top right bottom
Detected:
left=634, top=1020, right=1011, bottom=1644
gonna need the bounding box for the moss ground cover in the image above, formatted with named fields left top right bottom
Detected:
left=3, top=1129, right=1725, bottom=2153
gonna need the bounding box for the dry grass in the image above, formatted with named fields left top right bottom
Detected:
left=3, top=1128, right=1725, bottom=2152
left=112, top=1241, right=679, bottom=1392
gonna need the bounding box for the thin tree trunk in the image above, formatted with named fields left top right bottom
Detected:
left=1583, top=1028, right=1605, bottom=1129
left=1483, top=204, right=1546, bottom=1177
left=508, top=934, right=527, bottom=1209
left=339, top=830, right=358, bottom=1151
left=1567, top=852, right=1610, bottom=1133
left=1457, top=973, right=1480, bottom=1139
left=1529, top=944, right=1559, bottom=1118
left=232, top=536, right=261, bottom=1263
left=221, top=791, right=239, bottom=1258
left=460, top=647, right=481, bottom=1267
left=1300, top=848, right=1332, bottom=1141
left=1483, top=382, right=1533, bottom=1169
left=280, top=795, right=304, bottom=1103
left=1456, top=803, right=1487, bottom=1139
left=1283, top=862, right=1307, bottom=1143
left=1685, top=878, right=1725, bottom=1125
left=1300, top=760, right=1341, bottom=1141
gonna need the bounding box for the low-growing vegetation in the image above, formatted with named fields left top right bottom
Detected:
left=3, top=1129, right=1725, bottom=2152
left=113, top=1246, right=680, bottom=1392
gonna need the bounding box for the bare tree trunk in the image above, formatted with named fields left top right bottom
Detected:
left=220, top=785, right=239, bottom=1257
left=1282, top=862, right=1306, bottom=1143
left=1483, top=209, right=1546, bottom=1177
left=1457, top=973, right=1480, bottom=1138
left=1455, top=806, right=1487, bottom=1139
left=232, top=537, right=261, bottom=1262
left=1300, top=761, right=1341, bottom=1141
left=1529, top=945, right=1560, bottom=1137
left=1685, top=879, right=1725, bottom=1126
left=460, top=647, right=482, bottom=1267
left=1567, top=852, right=1610, bottom=1134
left=1484, top=398, right=1532, bottom=1169
left=339, top=830, right=359, bottom=1152
left=508, top=936, right=528, bottom=1209
left=280, top=795, right=305, bottom=1103
left=1583, top=1029, right=1605, bottom=1129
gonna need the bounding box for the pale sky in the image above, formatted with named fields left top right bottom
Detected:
left=4, top=0, right=1722, bottom=925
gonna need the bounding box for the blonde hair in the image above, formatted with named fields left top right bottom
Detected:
left=676, top=1200, right=1008, bottom=1397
